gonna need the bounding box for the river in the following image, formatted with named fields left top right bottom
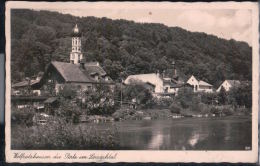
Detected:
left=90, top=116, right=252, bottom=150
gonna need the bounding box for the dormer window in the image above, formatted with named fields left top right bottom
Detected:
left=105, top=76, right=109, bottom=81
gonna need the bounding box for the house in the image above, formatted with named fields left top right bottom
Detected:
left=40, top=61, right=114, bottom=94
left=216, top=80, right=240, bottom=92
left=187, top=75, right=213, bottom=93
left=12, top=76, right=42, bottom=96
left=124, top=61, right=185, bottom=97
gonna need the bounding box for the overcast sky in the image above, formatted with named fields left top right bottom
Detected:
left=47, top=3, right=252, bottom=46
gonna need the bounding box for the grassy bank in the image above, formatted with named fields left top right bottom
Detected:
left=11, top=118, right=119, bottom=150
left=112, top=104, right=250, bottom=121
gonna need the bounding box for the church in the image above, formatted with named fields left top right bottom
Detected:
left=12, top=24, right=115, bottom=95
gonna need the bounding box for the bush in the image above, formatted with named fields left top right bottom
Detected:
left=154, top=97, right=174, bottom=108
left=210, top=107, right=221, bottom=115
left=11, top=118, right=120, bottom=150
left=11, top=107, right=34, bottom=126
left=169, top=103, right=182, bottom=114
left=58, top=84, right=77, bottom=99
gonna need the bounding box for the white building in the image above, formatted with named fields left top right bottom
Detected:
left=216, top=80, right=240, bottom=92
left=187, top=75, right=213, bottom=93
left=124, top=72, right=184, bottom=97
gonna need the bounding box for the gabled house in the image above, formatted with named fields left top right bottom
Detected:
left=12, top=76, right=42, bottom=96
left=40, top=61, right=114, bottom=94
left=216, top=80, right=240, bottom=92
left=187, top=75, right=213, bottom=93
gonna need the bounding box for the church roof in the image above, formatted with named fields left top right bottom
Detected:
left=50, top=61, right=114, bottom=84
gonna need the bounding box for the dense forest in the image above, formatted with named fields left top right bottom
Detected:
left=11, top=9, right=252, bottom=87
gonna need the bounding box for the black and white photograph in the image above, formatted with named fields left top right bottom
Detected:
left=5, top=1, right=258, bottom=163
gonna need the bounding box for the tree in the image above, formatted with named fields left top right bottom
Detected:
left=11, top=9, right=252, bottom=86
left=174, top=87, right=194, bottom=109
left=218, top=86, right=227, bottom=105
left=228, top=82, right=252, bottom=108
left=82, top=84, right=116, bottom=115
left=122, top=82, right=154, bottom=108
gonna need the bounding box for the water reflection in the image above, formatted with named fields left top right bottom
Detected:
left=94, top=116, right=251, bottom=150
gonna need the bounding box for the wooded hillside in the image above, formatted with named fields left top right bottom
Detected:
left=11, top=9, right=252, bottom=87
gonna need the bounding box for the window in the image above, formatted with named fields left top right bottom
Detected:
left=95, top=75, right=99, bottom=81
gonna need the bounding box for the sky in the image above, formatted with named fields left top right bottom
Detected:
left=46, top=3, right=252, bottom=46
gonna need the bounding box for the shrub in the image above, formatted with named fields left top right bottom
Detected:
left=169, top=103, right=182, bottom=114
left=11, top=107, right=34, bottom=126
left=11, top=118, right=120, bottom=150
left=210, top=107, right=221, bottom=115
left=58, top=84, right=77, bottom=99
left=222, top=106, right=234, bottom=116
left=154, top=97, right=174, bottom=108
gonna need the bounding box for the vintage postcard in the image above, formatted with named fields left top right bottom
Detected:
left=5, top=1, right=258, bottom=163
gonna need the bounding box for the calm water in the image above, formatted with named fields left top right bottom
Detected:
left=92, top=116, right=252, bottom=150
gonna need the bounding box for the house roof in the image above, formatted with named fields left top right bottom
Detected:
left=226, top=80, right=240, bottom=86
left=50, top=61, right=114, bottom=84
left=187, top=75, right=212, bottom=87
left=198, top=80, right=212, bottom=87
left=12, top=79, right=40, bottom=88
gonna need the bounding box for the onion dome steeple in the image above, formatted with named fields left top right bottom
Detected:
left=70, top=24, right=84, bottom=64
left=71, top=24, right=82, bottom=37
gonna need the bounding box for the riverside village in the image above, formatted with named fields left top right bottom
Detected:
left=11, top=22, right=252, bottom=150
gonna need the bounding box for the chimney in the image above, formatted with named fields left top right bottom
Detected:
left=156, top=70, right=160, bottom=77
left=80, top=58, right=86, bottom=70
left=172, top=60, right=177, bottom=77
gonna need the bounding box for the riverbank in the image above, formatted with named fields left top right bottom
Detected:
left=11, top=115, right=252, bottom=150
left=110, top=106, right=251, bottom=121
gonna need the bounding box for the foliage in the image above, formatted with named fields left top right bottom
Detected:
left=174, top=87, right=194, bottom=109
left=200, top=92, right=218, bottom=105
left=122, top=83, right=154, bottom=108
left=169, top=103, right=181, bottom=114
left=11, top=118, right=120, bottom=150
left=82, top=84, right=116, bottom=115
left=11, top=9, right=252, bottom=87
left=55, top=98, right=81, bottom=123
left=112, top=108, right=173, bottom=120
left=153, top=97, right=174, bottom=108
left=11, top=106, right=34, bottom=126
left=228, top=82, right=252, bottom=108
left=58, top=84, right=77, bottom=99
left=218, top=87, right=228, bottom=105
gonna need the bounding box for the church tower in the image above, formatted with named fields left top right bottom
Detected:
left=70, top=24, right=84, bottom=64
